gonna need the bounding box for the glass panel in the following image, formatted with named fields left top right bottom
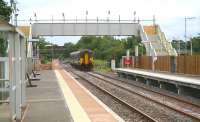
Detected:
left=0, top=33, right=8, bottom=57
left=0, top=33, right=10, bottom=121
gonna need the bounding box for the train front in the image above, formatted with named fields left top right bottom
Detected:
left=80, top=49, right=93, bottom=71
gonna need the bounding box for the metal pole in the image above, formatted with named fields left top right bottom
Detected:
left=190, top=38, right=193, bottom=55
left=134, top=11, right=136, bottom=23
left=184, top=17, right=187, bottom=54
left=184, top=17, right=196, bottom=55
left=52, top=43, right=53, bottom=60
left=178, top=40, right=181, bottom=55
left=86, top=10, right=88, bottom=23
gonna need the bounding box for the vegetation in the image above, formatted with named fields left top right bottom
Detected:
left=0, top=0, right=12, bottom=21
left=0, top=36, right=8, bottom=57
left=0, top=0, right=12, bottom=57
left=171, top=34, right=200, bottom=55
left=93, top=59, right=111, bottom=72
left=38, top=36, right=145, bottom=66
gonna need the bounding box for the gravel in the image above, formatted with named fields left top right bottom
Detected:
left=74, top=70, right=196, bottom=122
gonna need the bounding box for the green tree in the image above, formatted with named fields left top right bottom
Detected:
left=0, top=36, right=8, bottom=57
left=37, top=38, right=52, bottom=63
left=0, top=0, right=12, bottom=57
left=189, top=35, right=200, bottom=54
left=123, top=36, right=145, bottom=56
left=172, top=40, right=187, bottom=54
left=0, top=0, right=12, bottom=21
left=63, top=42, right=77, bottom=58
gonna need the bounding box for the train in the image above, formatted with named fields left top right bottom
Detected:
left=70, top=49, right=93, bottom=71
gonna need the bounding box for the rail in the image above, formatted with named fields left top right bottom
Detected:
left=89, top=72, right=200, bottom=121
left=70, top=69, right=157, bottom=122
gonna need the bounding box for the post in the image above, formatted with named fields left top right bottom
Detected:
left=190, top=38, right=193, bottom=55
left=135, top=46, right=138, bottom=56
left=184, top=17, right=196, bottom=55
left=15, top=33, right=22, bottom=120
left=178, top=40, right=181, bottom=55
left=184, top=17, right=187, bottom=54
left=111, top=59, right=116, bottom=70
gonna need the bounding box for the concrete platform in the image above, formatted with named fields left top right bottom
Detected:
left=57, top=69, right=123, bottom=122
left=22, top=70, right=72, bottom=122
left=22, top=69, right=123, bottom=122
left=115, top=68, right=200, bottom=98
left=116, top=68, right=200, bottom=89
left=0, top=103, right=10, bottom=122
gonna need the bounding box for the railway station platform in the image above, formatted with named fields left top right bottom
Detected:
left=115, top=68, right=200, bottom=98
left=22, top=68, right=123, bottom=122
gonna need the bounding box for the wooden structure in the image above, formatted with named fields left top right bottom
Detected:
left=133, top=55, right=200, bottom=75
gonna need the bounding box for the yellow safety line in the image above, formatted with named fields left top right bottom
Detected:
left=64, top=70, right=125, bottom=122
left=55, top=70, right=91, bottom=122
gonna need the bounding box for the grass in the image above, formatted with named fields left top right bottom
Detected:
left=93, top=59, right=111, bottom=73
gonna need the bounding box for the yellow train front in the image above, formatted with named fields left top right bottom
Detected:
left=70, top=49, right=93, bottom=71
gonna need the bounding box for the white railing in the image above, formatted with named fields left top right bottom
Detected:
left=156, top=26, right=177, bottom=56
left=139, top=25, right=157, bottom=56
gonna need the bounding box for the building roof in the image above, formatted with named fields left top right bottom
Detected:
left=143, top=25, right=157, bottom=35
left=0, top=20, right=25, bottom=37
left=0, top=19, right=14, bottom=31
left=17, top=26, right=30, bottom=38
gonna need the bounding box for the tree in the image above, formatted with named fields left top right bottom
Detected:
left=190, top=35, right=200, bottom=54
left=63, top=42, right=77, bottom=58
left=0, top=0, right=12, bottom=57
left=0, top=0, right=12, bottom=21
left=0, top=36, right=8, bottom=57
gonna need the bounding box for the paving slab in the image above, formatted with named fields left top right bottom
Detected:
left=23, top=70, right=72, bottom=122
left=0, top=103, right=10, bottom=122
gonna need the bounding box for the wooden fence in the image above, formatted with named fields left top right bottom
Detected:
left=135, top=56, right=152, bottom=70
left=133, top=55, right=200, bottom=75
left=177, top=55, right=200, bottom=75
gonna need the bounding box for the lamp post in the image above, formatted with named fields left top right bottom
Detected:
left=62, top=13, right=65, bottom=23
left=86, top=10, right=88, bottom=23
left=134, top=11, right=136, bottom=23
left=107, top=10, right=110, bottom=22
left=184, top=16, right=196, bottom=55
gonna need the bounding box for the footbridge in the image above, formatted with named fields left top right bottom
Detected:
left=32, top=23, right=140, bottom=37
left=31, top=21, right=176, bottom=56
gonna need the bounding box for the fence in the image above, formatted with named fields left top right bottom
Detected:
left=132, top=55, right=200, bottom=75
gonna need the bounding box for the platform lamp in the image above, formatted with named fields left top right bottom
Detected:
left=107, top=10, right=110, bottom=22
left=34, top=13, right=37, bottom=23
left=86, top=10, right=88, bottom=23
left=133, top=11, right=136, bottom=23
left=62, top=13, right=65, bottom=23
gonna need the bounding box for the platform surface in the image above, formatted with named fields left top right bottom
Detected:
left=0, top=103, right=10, bottom=122
left=22, top=70, right=72, bottom=122
left=57, top=69, right=123, bottom=122
left=116, top=68, right=200, bottom=89
left=23, top=69, right=123, bottom=122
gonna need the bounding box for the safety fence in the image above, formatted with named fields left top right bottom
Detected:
left=133, top=55, right=200, bottom=75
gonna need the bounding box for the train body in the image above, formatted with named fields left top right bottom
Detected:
left=70, top=49, right=93, bottom=71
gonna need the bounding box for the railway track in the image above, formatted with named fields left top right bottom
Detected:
left=67, top=69, right=157, bottom=122
left=63, top=64, right=199, bottom=121
left=88, top=72, right=200, bottom=121
left=94, top=71, right=200, bottom=108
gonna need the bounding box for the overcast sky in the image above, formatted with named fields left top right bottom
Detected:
left=8, top=0, right=200, bottom=45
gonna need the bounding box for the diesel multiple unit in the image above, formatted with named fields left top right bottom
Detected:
left=70, top=49, right=93, bottom=71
